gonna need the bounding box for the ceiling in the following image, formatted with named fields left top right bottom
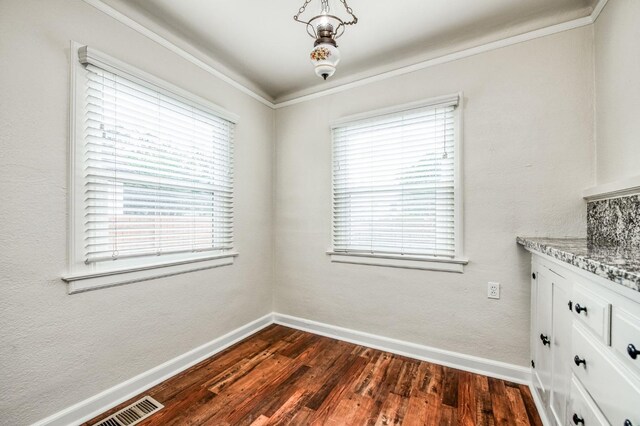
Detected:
left=100, top=0, right=598, bottom=102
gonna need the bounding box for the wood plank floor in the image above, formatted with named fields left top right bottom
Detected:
left=85, top=325, right=542, bottom=426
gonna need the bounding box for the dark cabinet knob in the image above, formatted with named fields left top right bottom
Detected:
left=574, top=304, right=588, bottom=314
left=572, top=413, right=584, bottom=425
left=540, top=334, right=550, bottom=346
left=624, top=420, right=633, bottom=426
left=627, top=344, right=640, bottom=360
left=532, top=273, right=536, bottom=279
left=574, top=355, right=587, bottom=367
left=568, top=300, right=573, bottom=311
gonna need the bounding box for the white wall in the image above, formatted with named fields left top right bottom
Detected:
left=274, top=27, right=594, bottom=367
left=0, top=1, right=274, bottom=424
left=0, top=2, right=601, bottom=423
left=594, top=0, right=640, bottom=185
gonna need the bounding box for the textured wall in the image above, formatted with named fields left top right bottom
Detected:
left=0, top=1, right=274, bottom=424
left=274, top=27, right=595, bottom=368
left=594, top=0, right=640, bottom=185
left=0, top=2, right=600, bottom=424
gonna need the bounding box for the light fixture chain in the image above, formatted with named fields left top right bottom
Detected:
left=339, top=0, right=358, bottom=25
left=294, top=0, right=314, bottom=21
left=295, top=0, right=358, bottom=25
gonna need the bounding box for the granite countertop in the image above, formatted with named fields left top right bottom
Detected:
left=517, top=237, right=640, bottom=293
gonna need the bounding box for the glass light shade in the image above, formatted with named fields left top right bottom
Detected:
left=309, top=43, right=340, bottom=80
left=318, top=13, right=330, bottom=27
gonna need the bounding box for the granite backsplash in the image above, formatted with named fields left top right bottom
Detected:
left=587, top=194, right=640, bottom=249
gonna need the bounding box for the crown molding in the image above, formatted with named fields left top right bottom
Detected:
left=590, top=0, right=609, bottom=23
left=82, top=0, right=608, bottom=110
left=81, top=0, right=276, bottom=108
left=274, top=0, right=608, bottom=106
left=274, top=13, right=596, bottom=108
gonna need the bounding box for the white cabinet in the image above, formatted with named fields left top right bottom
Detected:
left=572, top=284, right=611, bottom=345
left=610, top=308, right=640, bottom=376
left=528, top=254, right=640, bottom=426
left=551, top=274, right=573, bottom=426
left=532, top=265, right=554, bottom=406
left=572, top=324, right=640, bottom=426
left=567, top=376, right=608, bottom=426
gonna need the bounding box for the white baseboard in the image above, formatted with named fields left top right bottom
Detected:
left=33, top=312, right=534, bottom=425
left=529, top=384, right=553, bottom=426
left=273, top=312, right=532, bottom=385
left=32, top=313, right=273, bottom=426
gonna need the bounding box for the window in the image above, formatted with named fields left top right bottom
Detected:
left=64, top=45, right=238, bottom=293
left=329, top=95, right=466, bottom=272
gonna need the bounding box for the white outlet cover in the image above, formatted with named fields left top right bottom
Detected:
left=488, top=282, right=500, bottom=299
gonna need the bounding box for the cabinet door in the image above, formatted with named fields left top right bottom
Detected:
left=534, top=267, right=554, bottom=406
left=550, top=274, right=572, bottom=426
left=531, top=260, right=539, bottom=373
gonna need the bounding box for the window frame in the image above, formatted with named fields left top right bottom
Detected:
left=327, top=94, right=467, bottom=272
left=63, top=42, right=239, bottom=293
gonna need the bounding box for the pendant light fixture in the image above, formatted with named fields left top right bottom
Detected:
left=294, top=0, right=358, bottom=80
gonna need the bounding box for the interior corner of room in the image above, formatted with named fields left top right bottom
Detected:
left=1, top=0, right=639, bottom=425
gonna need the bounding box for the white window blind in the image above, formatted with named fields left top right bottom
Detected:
left=332, top=98, right=459, bottom=258
left=82, top=63, right=234, bottom=264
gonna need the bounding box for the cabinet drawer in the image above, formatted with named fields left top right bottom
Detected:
left=572, top=284, right=611, bottom=345
left=572, top=324, right=640, bottom=426
left=567, top=375, right=608, bottom=426
left=611, top=307, right=640, bottom=377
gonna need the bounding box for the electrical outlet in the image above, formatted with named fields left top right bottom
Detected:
left=488, top=282, right=500, bottom=299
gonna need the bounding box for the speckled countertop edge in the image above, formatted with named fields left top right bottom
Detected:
left=517, top=237, right=640, bottom=293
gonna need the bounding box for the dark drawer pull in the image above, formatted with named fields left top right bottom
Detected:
left=574, top=303, right=588, bottom=314
left=540, top=334, right=550, bottom=346
left=573, top=413, right=584, bottom=425
left=624, top=420, right=633, bottom=426
left=628, top=344, right=640, bottom=360
left=574, top=355, right=586, bottom=367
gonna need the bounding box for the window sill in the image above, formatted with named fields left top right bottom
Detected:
left=62, top=252, right=238, bottom=294
left=327, top=251, right=468, bottom=273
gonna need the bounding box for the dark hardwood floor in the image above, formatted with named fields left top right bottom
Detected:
left=85, top=325, right=542, bottom=426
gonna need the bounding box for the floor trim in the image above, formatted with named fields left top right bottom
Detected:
left=33, top=312, right=535, bottom=425
left=31, top=313, right=273, bottom=426
left=273, top=312, right=532, bottom=385
left=529, top=384, right=553, bottom=426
